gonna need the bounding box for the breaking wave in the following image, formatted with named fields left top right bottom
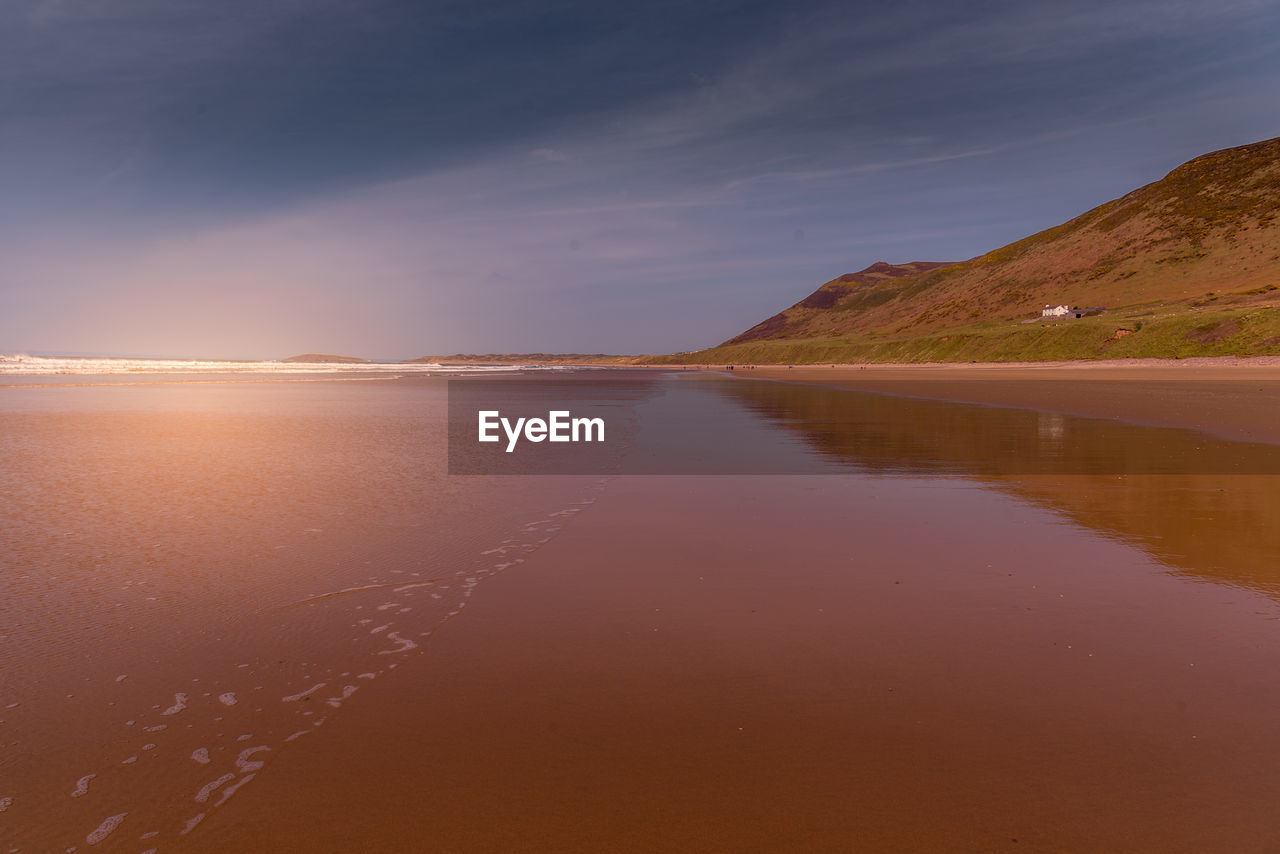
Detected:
left=0, top=354, right=572, bottom=376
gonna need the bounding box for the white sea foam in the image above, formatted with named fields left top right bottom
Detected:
left=282, top=682, right=327, bottom=702
left=218, top=692, right=238, bottom=707
left=377, top=632, right=418, bottom=654
left=195, top=774, right=235, bottom=804
left=0, top=796, right=12, bottom=811
left=179, top=813, right=205, bottom=835
left=235, top=746, right=270, bottom=773
left=85, top=812, right=126, bottom=845
left=71, top=774, right=96, bottom=798
left=326, top=685, right=358, bottom=708
left=215, top=773, right=255, bottom=806
left=160, top=693, right=188, bottom=716
left=191, top=748, right=210, bottom=764
left=0, top=353, right=569, bottom=376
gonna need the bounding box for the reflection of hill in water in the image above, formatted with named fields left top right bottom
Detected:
left=712, top=378, right=1280, bottom=597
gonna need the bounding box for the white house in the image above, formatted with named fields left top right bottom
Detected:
left=1042, top=304, right=1070, bottom=318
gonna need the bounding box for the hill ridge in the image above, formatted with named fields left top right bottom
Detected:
left=697, top=135, right=1280, bottom=362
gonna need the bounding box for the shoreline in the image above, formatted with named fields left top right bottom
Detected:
left=658, top=353, right=1280, bottom=374
left=664, top=356, right=1280, bottom=446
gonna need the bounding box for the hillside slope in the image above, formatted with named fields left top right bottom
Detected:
left=667, top=136, right=1280, bottom=363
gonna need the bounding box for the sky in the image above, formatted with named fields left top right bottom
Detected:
left=2, top=0, right=1279, bottom=359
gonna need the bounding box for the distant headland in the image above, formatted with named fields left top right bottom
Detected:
left=282, top=354, right=371, bottom=363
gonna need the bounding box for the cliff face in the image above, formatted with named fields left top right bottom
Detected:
left=726, top=136, right=1280, bottom=346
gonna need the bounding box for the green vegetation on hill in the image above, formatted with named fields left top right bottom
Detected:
left=647, top=305, right=1280, bottom=365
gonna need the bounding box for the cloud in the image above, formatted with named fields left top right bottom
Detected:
left=2, top=0, right=1278, bottom=356
left=532, top=148, right=572, bottom=163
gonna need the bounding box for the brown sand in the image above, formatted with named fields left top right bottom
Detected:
left=191, top=474, right=1280, bottom=853
left=9, top=369, right=1280, bottom=853
left=0, top=377, right=596, bottom=852
left=707, top=356, right=1280, bottom=445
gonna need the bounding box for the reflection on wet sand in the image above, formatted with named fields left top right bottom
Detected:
left=713, top=378, right=1280, bottom=595
left=7, top=371, right=1280, bottom=853
left=190, top=434, right=1280, bottom=853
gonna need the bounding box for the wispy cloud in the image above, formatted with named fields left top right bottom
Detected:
left=2, top=0, right=1278, bottom=356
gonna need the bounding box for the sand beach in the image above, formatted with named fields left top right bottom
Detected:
left=712, top=356, right=1280, bottom=444
left=6, top=364, right=1280, bottom=851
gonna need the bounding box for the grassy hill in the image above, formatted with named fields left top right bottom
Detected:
left=650, top=136, right=1280, bottom=364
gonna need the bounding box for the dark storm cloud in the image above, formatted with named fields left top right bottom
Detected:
left=3, top=0, right=798, bottom=213
left=2, top=0, right=1278, bottom=356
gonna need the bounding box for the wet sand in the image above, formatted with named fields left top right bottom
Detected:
left=0, top=377, right=601, bottom=851
left=7, top=369, right=1280, bottom=852
left=192, top=475, right=1280, bottom=853
left=720, top=356, right=1280, bottom=445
